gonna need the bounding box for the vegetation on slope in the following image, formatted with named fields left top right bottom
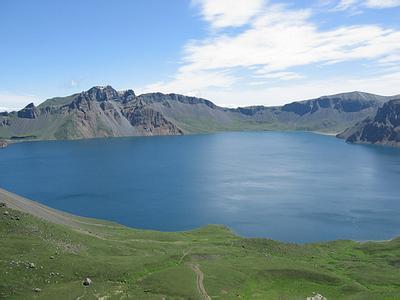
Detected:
left=0, top=192, right=399, bottom=299
left=1, top=87, right=397, bottom=142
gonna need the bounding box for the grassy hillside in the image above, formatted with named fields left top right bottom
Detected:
left=0, top=193, right=399, bottom=299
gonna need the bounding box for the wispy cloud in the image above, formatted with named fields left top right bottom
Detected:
left=254, top=71, right=305, bottom=81
left=0, top=92, right=35, bottom=112
left=193, top=0, right=264, bottom=28
left=366, top=0, right=400, bottom=8
left=334, top=0, right=400, bottom=10
left=201, top=71, right=400, bottom=107
left=143, top=70, right=237, bottom=96
left=70, top=79, right=78, bottom=87
left=335, top=0, right=359, bottom=10
left=378, top=53, right=400, bottom=65
left=142, top=0, right=400, bottom=105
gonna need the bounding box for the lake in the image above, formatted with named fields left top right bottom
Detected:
left=1, top=131, right=399, bottom=243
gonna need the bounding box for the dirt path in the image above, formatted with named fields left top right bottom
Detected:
left=179, top=248, right=192, bottom=264
left=190, top=263, right=211, bottom=300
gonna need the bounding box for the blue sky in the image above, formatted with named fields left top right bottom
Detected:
left=1, top=0, right=400, bottom=110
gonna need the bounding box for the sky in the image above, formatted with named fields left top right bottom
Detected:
left=1, top=0, right=400, bottom=111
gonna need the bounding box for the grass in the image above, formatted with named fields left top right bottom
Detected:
left=0, top=205, right=399, bottom=299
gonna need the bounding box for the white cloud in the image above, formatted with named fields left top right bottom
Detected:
left=378, top=53, right=400, bottom=65
left=335, top=0, right=400, bottom=10
left=201, top=71, right=400, bottom=107
left=366, top=0, right=400, bottom=8
left=254, top=71, right=305, bottom=80
left=142, top=1, right=400, bottom=106
left=335, top=0, right=359, bottom=10
left=141, top=70, right=237, bottom=97
left=0, top=92, right=34, bottom=112
left=181, top=8, right=400, bottom=73
left=193, top=0, right=264, bottom=28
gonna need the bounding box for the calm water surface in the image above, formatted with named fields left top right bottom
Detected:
left=1, top=132, right=399, bottom=243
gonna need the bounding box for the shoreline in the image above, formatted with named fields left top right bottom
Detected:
left=1, top=186, right=397, bottom=245
left=0, top=128, right=342, bottom=145
left=311, top=130, right=340, bottom=137
left=0, top=139, right=8, bottom=148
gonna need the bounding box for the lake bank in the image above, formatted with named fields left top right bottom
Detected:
left=1, top=187, right=400, bottom=299
left=1, top=131, right=399, bottom=243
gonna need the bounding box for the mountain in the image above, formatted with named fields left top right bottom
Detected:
left=0, top=86, right=396, bottom=141
left=228, top=91, right=392, bottom=132
left=337, top=99, right=400, bottom=146
left=0, top=86, right=183, bottom=140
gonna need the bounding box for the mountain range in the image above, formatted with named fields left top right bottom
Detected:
left=0, top=85, right=399, bottom=145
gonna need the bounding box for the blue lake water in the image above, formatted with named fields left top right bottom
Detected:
left=1, top=131, right=400, bottom=243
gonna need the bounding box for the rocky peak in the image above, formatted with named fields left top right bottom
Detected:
left=17, top=103, right=38, bottom=119
left=374, top=99, right=400, bottom=126
left=282, top=92, right=383, bottom=116
left=84, top=86, right=119, bottom=102
left=120, top=89, right=136, bottom=103
left=136, top=92, right=218, bottom=109
left=0, top=139, right=7, bottom=148
left=25, top=103, right=36, bottom=108
left=338, top=99, right=400, bottom=146
left=73, top=86, right=137, bottom=105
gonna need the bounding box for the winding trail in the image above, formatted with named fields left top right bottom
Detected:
left=2, top=188, right=212, bottom=299
left=190, top=263, right=211, bottom=300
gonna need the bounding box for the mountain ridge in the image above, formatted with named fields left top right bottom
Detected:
left=0, top=85, right=397, bottom=141
left=337, top=98, right=400, bottom=146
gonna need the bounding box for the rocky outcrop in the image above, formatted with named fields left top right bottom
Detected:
left=0, top=140, right=7, bottom=148
left=282, top=92, right=385, bottom=116
left=123, top=101, right=183, bottom=135
left=1, top=119, right=10, bottom=127
left=137, top=92, right=217, bottom=109
left=83, top=277, right=92, bottom=286
left=0, top=86, right=185, bottom=140
left=338, top=99, right=400, bottom=146
left=17, top=103, right=39, bottom=119
left=0, top=86, right=397, bottom=141
left=307, top=293, right=326, bottom=300
left=234, top=106, right=270, bottom=116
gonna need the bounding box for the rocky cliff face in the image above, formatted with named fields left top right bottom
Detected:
left=122, top=100, right=183, bottom=135
left=0, top=86, right=183, bottom=140
left=0, top=86, right=397, bottom=141
left=281, top=92, right=387, bottom=116
left=17, top=103, right=39, bottom=119
left=0, top=139, right=7, bottom=148
left=225, top=92, right=391, bottom=132
left=337, top=99, right=400, bottom=146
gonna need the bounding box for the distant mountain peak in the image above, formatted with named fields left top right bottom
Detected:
left=2, top=86, right=399, bottom=142
left=25, top=102, right=36, bottom=108
left=17, top=102, right=38, bottom=119
left=338, top=98, right=400, bottom=146
left=318, top=91, right=391, bottom=103
left=80, top=85, right=120, bottom=102
left=89, top=85, right=114, bottom=91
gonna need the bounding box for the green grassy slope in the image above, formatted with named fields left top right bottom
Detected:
left=1, top=204, right=399, bottom=299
